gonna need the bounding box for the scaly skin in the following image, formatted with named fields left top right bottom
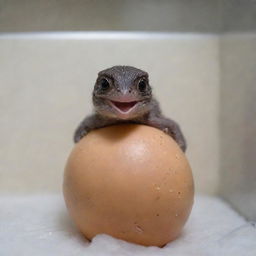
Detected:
left=74, top=66, right=187, bottom=152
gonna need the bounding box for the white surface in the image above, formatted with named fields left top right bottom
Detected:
left=0, top=194, right=255, bottom=256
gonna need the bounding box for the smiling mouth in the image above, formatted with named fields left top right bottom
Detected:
left=110, top=100, right=138, bottom=113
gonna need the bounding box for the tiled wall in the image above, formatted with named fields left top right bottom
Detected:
left=0, top=33, right=220, bottom=194
left=219, top=34, right=256, bottom=220
left=218, top=0, right=256, bottom=220
left=220, top=0, right=256, bottom=32
left=0, top=0, right=220, bottom=32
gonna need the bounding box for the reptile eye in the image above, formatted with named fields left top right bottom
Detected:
left=138, top=79, right=147, bottom=92
left=100, top=78, right=110, bottom=90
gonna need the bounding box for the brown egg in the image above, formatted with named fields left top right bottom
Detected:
left=63, top=124, right=194, bottom=247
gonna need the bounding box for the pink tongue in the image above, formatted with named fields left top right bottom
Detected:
left=113, top=101, right=137, bottom=112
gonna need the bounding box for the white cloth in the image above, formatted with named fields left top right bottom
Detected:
left=0, top=194, right=255, bottom=256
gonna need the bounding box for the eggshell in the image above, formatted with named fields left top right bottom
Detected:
left=63, top=124, right=194, bottom=247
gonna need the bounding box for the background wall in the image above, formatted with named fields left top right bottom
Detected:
left=219, top=33, right=256, bottom=220
left=0, top=0, right=220, bottom=33
left=218, top=0, right=256, bottom=220
left=0, top=33, right=220, bottom=195
left=220, top=0, right=256, bottom=32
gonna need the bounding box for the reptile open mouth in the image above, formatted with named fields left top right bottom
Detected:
left=110, top=100, right=138, bottom=113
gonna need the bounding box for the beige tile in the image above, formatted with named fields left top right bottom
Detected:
left=0, top=33, right=220, bottom=194
left=219, top=33, right=256, bottom=220
left=0, top=0, right=220, bottom=32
